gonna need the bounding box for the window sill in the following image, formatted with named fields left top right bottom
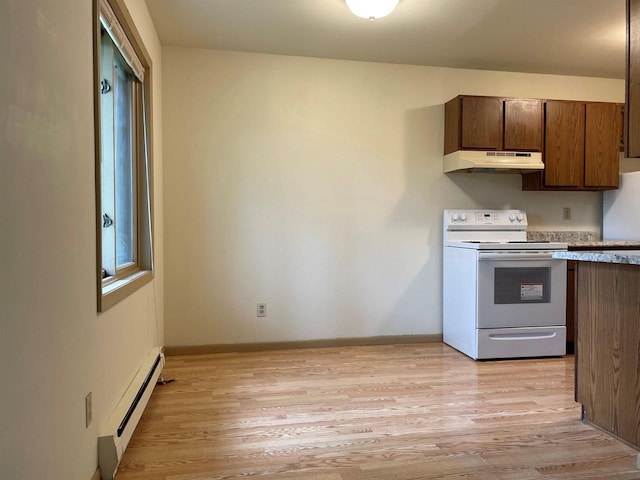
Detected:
left=99, top=269, right=153, bottom=312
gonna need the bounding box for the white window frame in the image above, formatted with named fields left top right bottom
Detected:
left=94, top=0, right=154, bottom=312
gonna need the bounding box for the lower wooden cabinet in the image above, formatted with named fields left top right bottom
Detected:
left=575, top=261, right=640, bottom=449
left=565, top=246, right=640, bottom=353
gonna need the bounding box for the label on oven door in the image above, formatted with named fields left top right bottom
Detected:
left=520, top=282, right=543, bottom=300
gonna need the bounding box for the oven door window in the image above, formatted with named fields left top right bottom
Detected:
left=477, top=257, right=566, bottom=329
left=494, top=267, right=550, bottom=304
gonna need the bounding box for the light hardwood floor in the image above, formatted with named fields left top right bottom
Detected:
left=116, top=343, right=640, bottom=479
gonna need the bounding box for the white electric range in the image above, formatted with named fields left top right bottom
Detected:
left=443, top=209, right=568, bottom=360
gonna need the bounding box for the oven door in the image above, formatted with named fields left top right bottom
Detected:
left=477, top=251, right=566, bottom=329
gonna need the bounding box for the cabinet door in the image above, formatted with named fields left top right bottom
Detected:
left=576, top=262, right=640, bottom=449
left=504, top=99, right=542, bottom=151
left=544, top=101, right=585, bottom=187
left=585, top=103, right=621, bottom=188
left=626, top=0, right=640, bottom=157
left=461, top=96, right=503, bottom=150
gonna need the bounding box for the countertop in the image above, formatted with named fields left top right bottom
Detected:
left=567, top=240, right=640, bottom=249
left=527, top=230, right=596, bottom=242
left=527, top=231, right=640, bottom=249
left=553, top=250, right=640, bottom=265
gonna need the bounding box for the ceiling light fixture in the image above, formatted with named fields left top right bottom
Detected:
left=345, top=0, right=399, bottom=20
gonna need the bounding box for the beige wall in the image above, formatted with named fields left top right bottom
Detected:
left=162, top=47, right=623, bottom=347
left=0, top=1, right=163, bottom=479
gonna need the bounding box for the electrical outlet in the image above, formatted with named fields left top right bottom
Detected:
left=562, top=207, right=572, bottom=221
left=257, top=303, right=267, bottom=317
left=85, top=392, right=92, bottom=428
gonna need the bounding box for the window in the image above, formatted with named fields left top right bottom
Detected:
left=95, top=0, right=153, bottom=311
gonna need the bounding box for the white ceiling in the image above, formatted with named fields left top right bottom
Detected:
left=144, top=0, right=626, bottom=79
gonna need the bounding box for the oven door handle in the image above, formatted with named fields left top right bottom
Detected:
left=489, top=332, right=557, bottom=340
left=478, top=252, right=559, bottom=261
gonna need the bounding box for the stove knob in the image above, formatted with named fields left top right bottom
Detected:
left=459, top=213, right=467, bottom=221
left=517, top=213, right=524, bottom=222
left=452, top=213, right=460, bottom=221
left=508, top=214, right=516, bottom=222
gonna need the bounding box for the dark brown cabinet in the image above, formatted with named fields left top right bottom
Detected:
left=444, top=95, right=621, bottom=190
left=522, top=100, right=621, bottom=191
left=626, top=0, right=640, bottom=157
left=504, top=99, right=544, bottom=151
left=585, top=103, right=622, bottom=188
left=544, top=101, right=585, bottom=187
left=444, top=95, right=542, bottom=154
left=575, top=260, right=640, bottom=449
left=565, top=244, right=640, bottom=354
left=459, top=96, right=502, bottom=151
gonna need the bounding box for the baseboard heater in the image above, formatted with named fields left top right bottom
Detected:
left=98, top=347, right=165, bottom=480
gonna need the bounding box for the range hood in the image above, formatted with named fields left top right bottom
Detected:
left=444, top=150, right=544, bottom=173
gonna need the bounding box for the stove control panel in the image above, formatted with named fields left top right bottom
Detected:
left=445, top=209, right=528, bottom=230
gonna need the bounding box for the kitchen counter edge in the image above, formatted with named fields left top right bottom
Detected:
left=568, top=240, right=640, bottom=249
left=553, top=250, right=640, bottom=265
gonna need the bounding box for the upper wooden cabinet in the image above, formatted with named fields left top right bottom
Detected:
left=444, top=95, right=542, bottom=155
left=522, top=100, right=621, bottom=191
left=444, top=94, right=621, bottom=191
left=626, top=0, right=640, bottom=157
left=585, top=103, right=622, bottom=188
left=543, top=101, right=585, bottom=187
left=460, top=96, right=502, bottom=151
left=504, top=99, right=544, bottom=151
